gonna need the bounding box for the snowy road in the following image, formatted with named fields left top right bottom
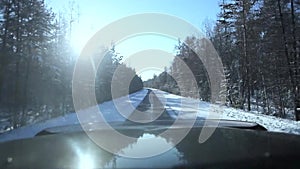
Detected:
left=0, top=88, right=300, bottom=143
left=125, top=89, right=175, bottom=123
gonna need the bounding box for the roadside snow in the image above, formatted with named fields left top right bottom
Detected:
left=149, top=88, right=300, bottom=135
left=0, top=89, right=148, bottom=143
left=223, top=107, right=300, bottom=135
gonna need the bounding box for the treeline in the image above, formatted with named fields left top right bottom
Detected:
left=0, top=0, right=143, bottom=129
left=145, top=0, right=300, bottom=120
left=215, top=0, right=299, bottom=120
left=95, top=48, right=143, bottom=104
left=144, top=70, right=180, bottom=95
left=144, top=37, right=216, bottom=102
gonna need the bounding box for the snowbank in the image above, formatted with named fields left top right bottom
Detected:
left=150, top=88, right=300, bottom=135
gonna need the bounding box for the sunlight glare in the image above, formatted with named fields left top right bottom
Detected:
left=79, top=154, right=94, bottom=169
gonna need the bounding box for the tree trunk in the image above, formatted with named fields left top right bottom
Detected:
left=290, top=0, right=300, bottom=120
left=0, top=1, right=12, bottom=103
left=242, top=0, right=251, bottom=111
left=277, top=0, right=299, bottom=120
left=21, top=48, right=32, bottom=126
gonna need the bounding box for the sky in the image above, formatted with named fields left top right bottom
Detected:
left=45, top=0, right=220, bottom=81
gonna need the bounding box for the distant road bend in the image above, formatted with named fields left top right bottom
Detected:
left=126, top=89, right=174, bottom=123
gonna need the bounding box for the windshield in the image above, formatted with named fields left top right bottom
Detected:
left=0, top=0, right=300, bottom=168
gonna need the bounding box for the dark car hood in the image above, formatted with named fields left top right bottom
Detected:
left=1, top=121, right=300, bottom=169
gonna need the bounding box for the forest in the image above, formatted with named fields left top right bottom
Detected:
left=0, top=0, right=299, bottom=131
left=0, top=0, right=143, bottom=129
left=145, top=0, right=300, bottom=121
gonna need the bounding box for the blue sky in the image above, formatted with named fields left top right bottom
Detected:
left=46, top=0, right=220, bottom=80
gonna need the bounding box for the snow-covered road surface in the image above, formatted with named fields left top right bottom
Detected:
left=0, top=88, right=300, bottom=143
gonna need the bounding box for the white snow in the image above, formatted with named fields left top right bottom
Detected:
left=1, top=88, right=299, bottom=143
left=150, top=88, right=300, bottom=135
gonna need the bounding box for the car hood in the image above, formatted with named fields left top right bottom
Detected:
left=0, top=121, right=300, bottom=169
